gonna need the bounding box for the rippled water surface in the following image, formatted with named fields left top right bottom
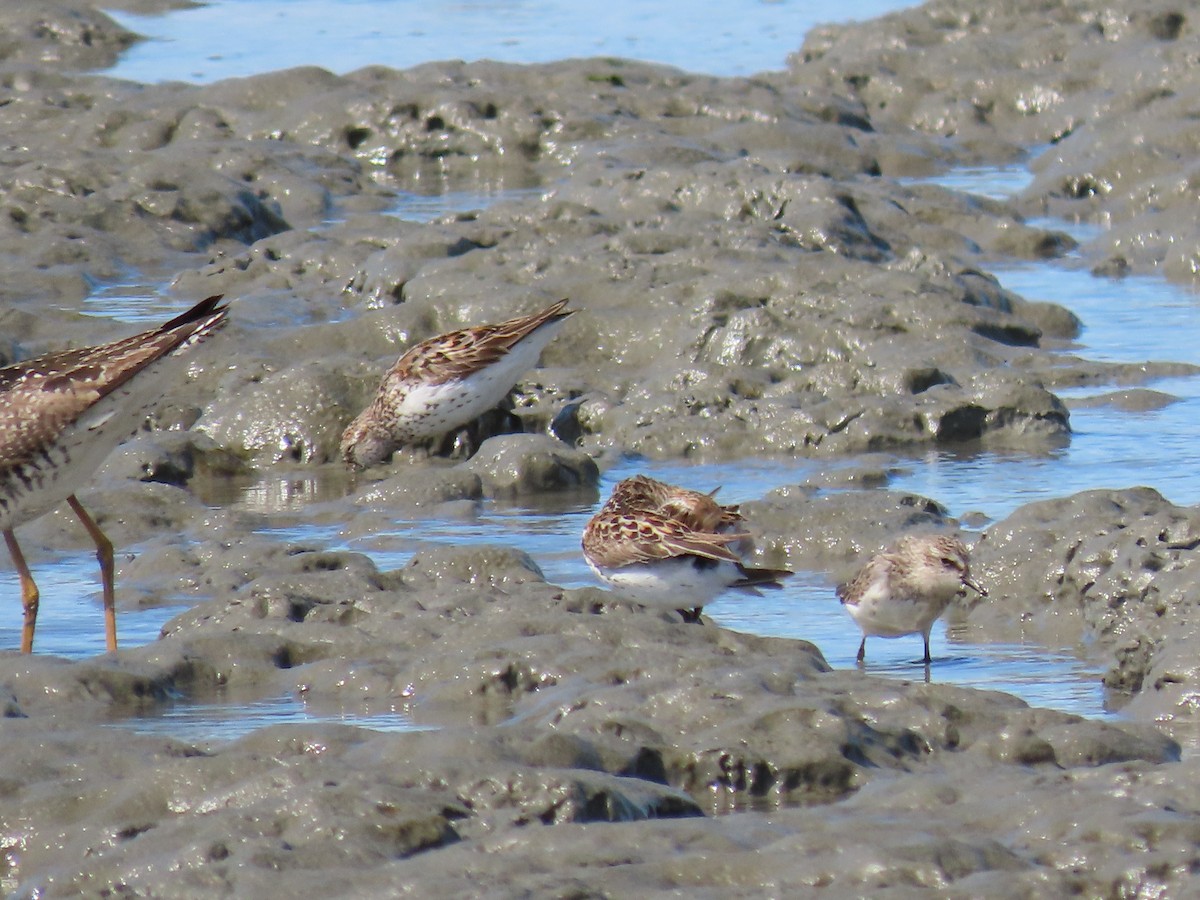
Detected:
left=115, top=693, right=430, bottom=743
left=11, top=3, right=1199, bottom=738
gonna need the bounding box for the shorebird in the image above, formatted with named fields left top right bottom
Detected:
left=0, top=295, right=228, bottom=653
left=341, top=299, right=572, bottom=468
left=582, top=474, right=791, bottom=622
left=604, top=473, right=744, bottom=533
left=837, top=533, right=987, bottom=665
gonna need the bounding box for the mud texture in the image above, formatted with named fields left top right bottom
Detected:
left=789, top=0, right=1200, bottom=284
left=1, top=0, right=1200, bottom=896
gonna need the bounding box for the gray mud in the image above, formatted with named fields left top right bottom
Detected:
left=2, top=0, right=1200, bottom=895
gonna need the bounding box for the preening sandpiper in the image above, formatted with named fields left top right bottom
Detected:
left=837, top=533, right=987, bottom=665
left=582, top=474, right=790, bottom=622
left=341, top=299, right=573, bottom=468
left=0, top=295, right=228, bottom=653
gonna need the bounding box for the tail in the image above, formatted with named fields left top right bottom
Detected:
left=493, top=298, right=572, bottom=351
left=75, top=295, right=228, bottom=404
left=522, top=298, right=573, bottom=336
left=160, top=294, right=227, bottom=332
left=537, top=297, right=572, bottom=324
left=733, top=564, right=792, bottom=590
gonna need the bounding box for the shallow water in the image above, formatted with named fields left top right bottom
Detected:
left=101, top=0, right=916, bottom=83
left=0, top=555, right=183, bottom=659
left=115, top=692, right=429, bottom=744
left=11, top=3, right=1199, bottom=738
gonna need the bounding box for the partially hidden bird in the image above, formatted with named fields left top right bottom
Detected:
left=341, top=299, right=573, bottom=468
left=0, top=295, right=228, bottom=653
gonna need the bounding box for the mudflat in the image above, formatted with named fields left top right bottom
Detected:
left=2, top=0, right=1200, bottom=895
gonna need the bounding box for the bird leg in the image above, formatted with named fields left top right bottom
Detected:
left=5, top=529, right=38, bottom=654
left=67, top=494, right=117, bottom=652
left=922, top=632, right=932, bottom=665
left=856, top=636, right=866, bottom=663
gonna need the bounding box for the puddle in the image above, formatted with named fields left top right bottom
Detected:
left=221, top=452, right=1108, bottom=720
left=115, top=692, right=430, bottom=744
left=918, top=162, right=1035, bottom=200
left=389, top=186, right=546, bottom=223
left=709, top=569, right=1107, bottom=716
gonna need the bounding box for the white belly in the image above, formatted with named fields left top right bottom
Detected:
left=844, top=582, right=951, bottom=639
left=396, top=322, right=562, bottom=439
left=587, top=557, right=741, bottom=610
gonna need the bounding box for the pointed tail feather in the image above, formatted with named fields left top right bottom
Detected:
left=160, top=294, right=227, bottom=332
left=733, top=564, right=792, bottom=590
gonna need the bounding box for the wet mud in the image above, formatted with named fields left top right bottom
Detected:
left=2, top=0, right=1200, bottom=895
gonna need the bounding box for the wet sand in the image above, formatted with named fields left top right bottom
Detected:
left=3, top=0, right=1200, bottom=895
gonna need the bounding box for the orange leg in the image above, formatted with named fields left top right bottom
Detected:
left=4, top=529, right=39, bottom=654
left=67, top=495, right=117, bottom=652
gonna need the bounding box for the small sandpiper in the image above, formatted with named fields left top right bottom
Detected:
left=604, top=473, right=745, bottom=533
left=0, top=295, right=228, bottom=653
left=837, top=533, right=987, bottom=665
left=341, top=299, right=573, bottom=468
left=582, top=474, right=791, bottom=622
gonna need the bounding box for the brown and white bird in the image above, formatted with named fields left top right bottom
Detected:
left=603, top=473, right=745, bottom=533
left=0, top=295, right=228, bottom=653
left=837, top=533, right=987, bottom=665
left=582, top=474, right=790, bottom=622
left=341, top=299, right=572, bottom=468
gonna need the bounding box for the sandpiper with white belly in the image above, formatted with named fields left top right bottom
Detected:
left=583, top=474, right=790, bottom=622
left=341, top=299, right=573, bottom=468
left=838, top=533, right=987, bottom=665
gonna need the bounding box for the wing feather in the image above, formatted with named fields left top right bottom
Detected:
left=0, top=295, right=226, bottom=471
left=582, top=508, right=748, bottom=569
left=390, top=299, right=570, bottom=385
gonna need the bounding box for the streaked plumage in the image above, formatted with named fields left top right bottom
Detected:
left=341, top=299, right=572, bottom=468
left=605, top=473, right=744, bottom=533
left=0, top=295, right=228, bottom=653
left=582, top=475, right=790, bottom=622
left=837, top=533, right=987, bottom=665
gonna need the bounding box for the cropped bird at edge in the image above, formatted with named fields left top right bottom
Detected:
left=0, top=295, right=228, bottom=654
left=341, top=299, right=573, bottom=469
left=582, top=474, right=791, bottom=622
left=837, top=533, right=987, bottom=666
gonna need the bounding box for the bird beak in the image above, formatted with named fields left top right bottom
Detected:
left=962, top=575, right=987, bottom=597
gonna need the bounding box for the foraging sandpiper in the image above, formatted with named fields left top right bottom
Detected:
left=341, top=299, right=573, bottom=468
